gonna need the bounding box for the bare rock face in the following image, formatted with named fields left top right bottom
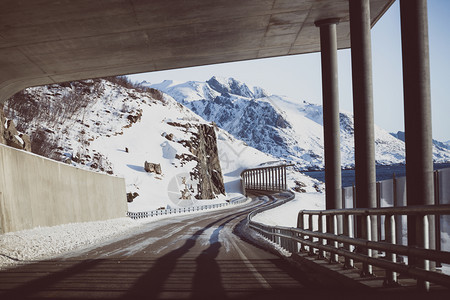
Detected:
left=126, top=192, right=139, bottom=203
left=0, top=108, right=6, bottom=145
left=20, top=133, right=32, bottom=152
left=190, top=124, right=225, bottom=199
left=180, top=124, right=225, bottom=199
left=167, top=122, right=226, bottom=200
left=144, top=161, right=162, bottom=174
left=0, top=108, right=31, bottom=151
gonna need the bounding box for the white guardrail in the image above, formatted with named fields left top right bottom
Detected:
left=127, top=196, right=248, bottom=219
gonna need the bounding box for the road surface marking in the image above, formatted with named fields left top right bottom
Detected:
left=229, top=236, right=271, bottom=289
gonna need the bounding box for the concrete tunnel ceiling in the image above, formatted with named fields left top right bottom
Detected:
left=0, top=0, right=394, bottom=103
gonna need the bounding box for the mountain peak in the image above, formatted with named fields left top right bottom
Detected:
left=206, top=76, right=254, bottom=98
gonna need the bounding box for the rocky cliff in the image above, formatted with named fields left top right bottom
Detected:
left=169, top=121, right=225, bottom=200
left=193, top=124, right=225, bottom=199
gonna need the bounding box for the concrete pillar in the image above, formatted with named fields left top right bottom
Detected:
left=315, top=18, right=342, bottom=210
left=400, top=0, right=435, bottom=270
left=349, top=0, right=378, bottom=244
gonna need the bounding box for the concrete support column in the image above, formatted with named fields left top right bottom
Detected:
left=349, top=0, right=377, bottom=245
left=400, top=0, right=435, bottom=272
left=315, top=18, right=342, bottom=210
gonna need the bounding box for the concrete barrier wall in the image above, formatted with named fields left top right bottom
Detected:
left=0, top=144, right=127, bottom=234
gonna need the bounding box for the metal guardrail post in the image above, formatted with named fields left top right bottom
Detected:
left=362, top=214, right=373, bottom=276
left=384, top=214, right=397, bottom=286
left=291, top=230, right=298, bottom=253
left=434, top=170, right=442, bottom=267
left=331, top=214, right=338, bottom=263
left=265, top=169, right=268, bottom=190
left=318, top=213, right=325, bottom=259
left=272, top=167, right=275, bottom=190
left=418, top=215, right=430, bottom=291
left=343, top=213, right=354, bottom=268
left=309, top=215, right=315, bottom=256
left=297, top=211, right=306, bottom=252
left=278, top=167, right=281, bottom=191
left=376, top=182, right=382, bottom=244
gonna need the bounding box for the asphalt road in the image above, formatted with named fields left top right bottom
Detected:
left=0, top=197, right=340, bottom=300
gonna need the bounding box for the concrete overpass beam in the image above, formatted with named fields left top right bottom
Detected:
left=315, top=19, right=342, bottom=211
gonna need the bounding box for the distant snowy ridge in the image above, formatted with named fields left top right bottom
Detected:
left=146, top=76, right=450, bottom=169
left=391, top=131, right=450, bottom=154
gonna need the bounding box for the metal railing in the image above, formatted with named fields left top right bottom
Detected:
left=341, top=168, right=450, bottom=254
left=127, top=196, right=247, bottom=219
left=248, top=199, right=450, bottom=290
left=241, top=163, right=293, bottom=195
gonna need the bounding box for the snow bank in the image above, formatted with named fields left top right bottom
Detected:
left=251, top=192, right=325, bottom=227
left=0, top=217, right=143, bottom=270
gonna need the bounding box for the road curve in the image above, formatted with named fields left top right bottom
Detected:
left=0, top=197, right=334, bottom=299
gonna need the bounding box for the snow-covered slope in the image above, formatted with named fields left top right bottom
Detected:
left=4, top=78, right=322, bottom=212
left=146, top=76, right=450, bottom=169
left=391, top=131, right=450, bottom=160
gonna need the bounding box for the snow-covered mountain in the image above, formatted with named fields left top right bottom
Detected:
left=146, top=76, right=450, bottom=169
left=391, top=131, right=450, bottom=152
left=4, top=78, right=322, bottom=212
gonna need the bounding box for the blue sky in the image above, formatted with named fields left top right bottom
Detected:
left=129, top=0, right=450, bottom=142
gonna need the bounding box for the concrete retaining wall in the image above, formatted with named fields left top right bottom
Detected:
left=0, top=144, right=127, bottom=234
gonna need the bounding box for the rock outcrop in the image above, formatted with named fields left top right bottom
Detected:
left=0, top=108, right=31, bottom=151
left=144, top=161, right=162, bottom=174
left=193, top=124, right=226, bottom=199
left=169, top=122, right=226, bottom=200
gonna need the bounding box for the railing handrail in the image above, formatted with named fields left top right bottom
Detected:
left=299, top=204, right=450, bottom=216
left=240, top=163, right=294, bottom=174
